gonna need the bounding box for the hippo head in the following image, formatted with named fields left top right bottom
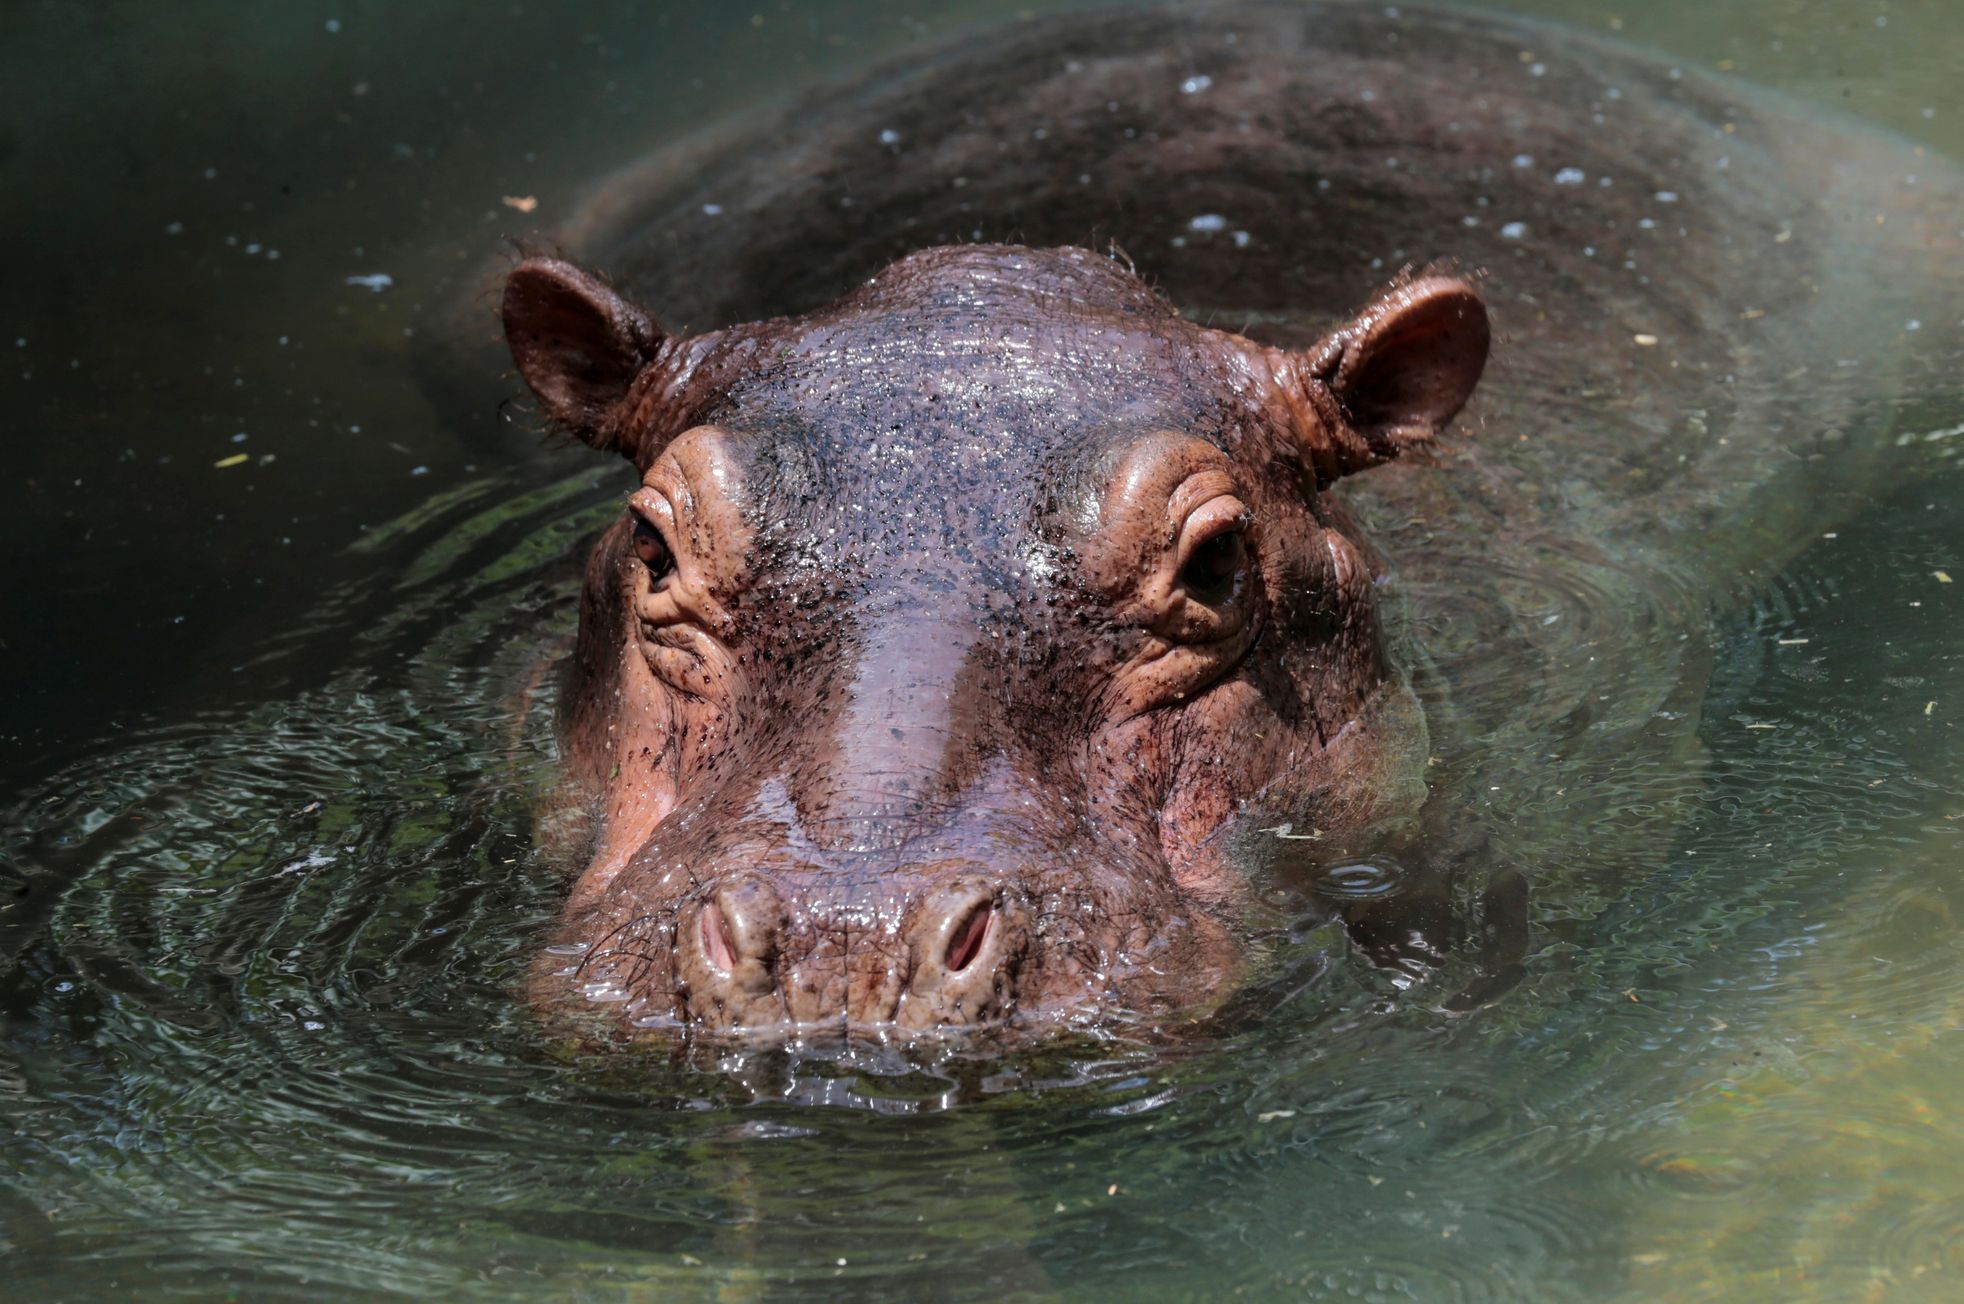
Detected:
left=502, top=244, right=1487, bottom=1043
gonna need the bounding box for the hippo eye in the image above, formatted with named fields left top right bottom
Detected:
left=631, top=515, right=674, bottom=580
left=1178, top=526, right=1248, bottom=604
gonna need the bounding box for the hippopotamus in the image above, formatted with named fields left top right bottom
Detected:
left=493, top=3, right=1962, bottom=1042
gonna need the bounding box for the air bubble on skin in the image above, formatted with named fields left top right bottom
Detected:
left=543, top=941, right=591, bottom=955
left=1500, top=222, right=1528, bottom=240
left=1554, top=167, right=1586, bottom=186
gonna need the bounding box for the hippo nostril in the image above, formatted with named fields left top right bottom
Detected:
left=683, top=878, right=783, bottom=1021
left=700, top=899, right=739, bottom=973
left=944, top=902, right=993, bottom=973
left=900, top=879, right=1024, bottom=1030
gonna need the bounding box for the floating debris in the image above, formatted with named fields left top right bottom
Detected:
left=344, top=273, right=394, bottom=292
left=213, top=453, right=248, bottom=469
left=501, top=195, right=538, bottom=213
left=1633, top=333, right=1659, bottom=347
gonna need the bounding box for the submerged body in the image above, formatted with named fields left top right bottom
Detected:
left=494, top=3, right=1963, bottom=1042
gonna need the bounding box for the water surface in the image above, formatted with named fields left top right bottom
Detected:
left=3, top=2, right=1962, bottom=1298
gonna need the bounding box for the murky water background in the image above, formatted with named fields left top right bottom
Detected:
left=3, top=2, right=1961, bottom=1298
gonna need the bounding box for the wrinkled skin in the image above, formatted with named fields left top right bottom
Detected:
left=484, top=1, right=1964, bottom=1045
left=505, top=245, right=1487, bottom=1039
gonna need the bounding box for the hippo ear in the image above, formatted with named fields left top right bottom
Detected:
left=1309, top=277, right=1489, bottom=480
left=502, top=257, right=660, bottom=454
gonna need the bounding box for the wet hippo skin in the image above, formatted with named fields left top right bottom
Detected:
left=490, top=3, right=1964, bottom=1043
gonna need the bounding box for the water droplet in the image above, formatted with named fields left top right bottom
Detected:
left=1316, top=862, right=1407, bottom=900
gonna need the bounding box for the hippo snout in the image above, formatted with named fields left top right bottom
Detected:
left=672, top=869, right=1030, bottom=1037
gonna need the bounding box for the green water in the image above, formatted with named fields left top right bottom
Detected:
left=3, top=2, right=1962, bottom=1299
